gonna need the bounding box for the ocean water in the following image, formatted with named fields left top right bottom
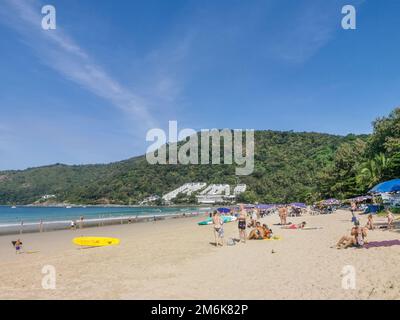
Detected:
left=0, top=205, right=203, bottom=226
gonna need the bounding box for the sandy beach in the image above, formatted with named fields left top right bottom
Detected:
left=0, top=210, right=399, bottom=300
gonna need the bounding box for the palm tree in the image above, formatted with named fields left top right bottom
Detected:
left=356, top=153, right=391, bottom=188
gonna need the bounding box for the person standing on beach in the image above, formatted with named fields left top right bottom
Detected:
left=238, top=204, right=247, bottom=243
left=278, top=206, right=284, bottom=225
left=279, top=206, right=288, bottom=225
left=387, top=210, right=395, bottom=229
left=283, top=206, right=288, bottom=225
left=250, top=209, right=257, bottom=227
left=12, top=239, right=23, bottom=254
left=212, top=211, right=224, bottom=247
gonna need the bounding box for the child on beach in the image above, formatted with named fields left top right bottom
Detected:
left=12, top=239, right=23, bottom=254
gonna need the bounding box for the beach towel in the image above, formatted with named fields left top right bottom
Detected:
left=364, top=240, right=400, bottom=249
left=264, top=236, right=282, bottom=241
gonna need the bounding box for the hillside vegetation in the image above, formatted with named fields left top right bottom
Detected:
left=1, top=107, right=399, bottom=205
left=0, top=132, right=361, bottom=205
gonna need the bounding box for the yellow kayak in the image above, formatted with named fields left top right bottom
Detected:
left=73, top=237, right=120, bottom=247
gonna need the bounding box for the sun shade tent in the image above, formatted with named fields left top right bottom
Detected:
left=369, top=179, right=400, bottom=193
left=217, top=207, right=231, bottom=213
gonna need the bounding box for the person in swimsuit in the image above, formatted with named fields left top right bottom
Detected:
left=365, top=214, right=374, bottom=230
left=281, top=206, right=289, bottom=226
left=212, top=211, right=224, bottom=247
left=278, top=206, right=285, bottom=225
left=12, top=239, right=23, bottom=254
left=262, top=224, right=273, bottom=239
left=248, top=222, right=264, bottom=240
left=336, top=223, right=366, bottom=249
left=282, top=221, right=307, bottom=229
left=387, top=210, right=395, bottom=229
left=238, top=204, right=247, bottom=243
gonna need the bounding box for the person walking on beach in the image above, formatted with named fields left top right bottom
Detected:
left=238, top=204, right=247, bottom=243
left=212, top=211, right=224, bottom=247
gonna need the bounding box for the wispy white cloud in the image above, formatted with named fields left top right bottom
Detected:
left=0, top=0, right=156, bottom=128
left=266, top=0, right=366, bottom=64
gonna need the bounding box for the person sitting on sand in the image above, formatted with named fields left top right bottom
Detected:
left=365, top=214, right=374, bottom=230
left=212, top=211, right=224, bottom=247
left=248, top=222, right=264, bottom=240
left=387, top=210, right=395, bottom=229
left=12, top=239, right=23, bottom=254
left=336, top=223, right=366, bottom=249
left=262, top=224, right=273, bottom=239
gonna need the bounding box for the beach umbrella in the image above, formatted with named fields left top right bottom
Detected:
left=256, top=204, right=275, bottom=210
left=353, top=195, right=372, bottom=202
left=319, top=198, right=341, bottom=206
left=369, top=179, right=400, bottom=193
left=290, top=203, right=307, bottom=208
left=217, top=207, right=230, bottom=213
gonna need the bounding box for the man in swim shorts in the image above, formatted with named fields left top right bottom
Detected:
left=238, top=204, right=247, bottom=243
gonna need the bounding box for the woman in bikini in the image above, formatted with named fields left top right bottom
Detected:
left=336, top=222, right=367, bottom=249
left=262, top=224, right=273, bottom=239
left=212, top=211, right=224, bottom=247
left=282, top=221, right=307, bottom=229
left=248, top=222, right=264, bottom=240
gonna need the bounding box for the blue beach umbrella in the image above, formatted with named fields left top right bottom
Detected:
left=217, top=207, right=230, bottom=213
left=369, top=179, right=400, bottom=193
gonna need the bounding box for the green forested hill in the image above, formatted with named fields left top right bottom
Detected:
left=0, top=130, right=366, bottom=205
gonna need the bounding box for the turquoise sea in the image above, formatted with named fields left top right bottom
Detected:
left=0, top=205, right=203, bottom=226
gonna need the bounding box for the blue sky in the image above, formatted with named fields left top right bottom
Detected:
left=0, top=0, right=400, bottom=170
